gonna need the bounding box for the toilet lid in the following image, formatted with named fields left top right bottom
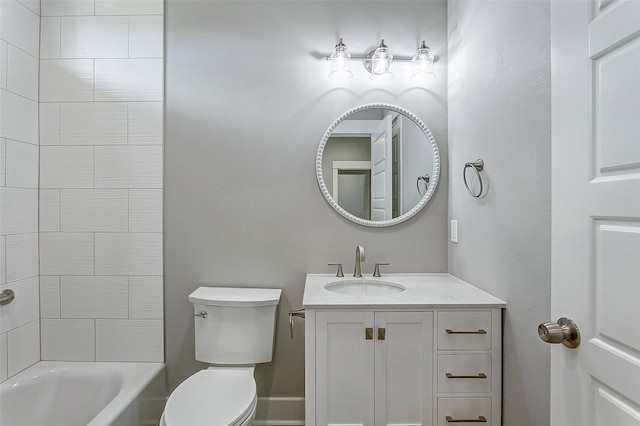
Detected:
left=164, top=370, right=256, bottom=426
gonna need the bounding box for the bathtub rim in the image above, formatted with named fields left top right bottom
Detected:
left=1, top=361, right=166, bottom=426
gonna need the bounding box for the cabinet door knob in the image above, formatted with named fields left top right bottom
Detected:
left=445, top=372, right=487, bottom=379
left=445, top=329, right=487, bottom=335
left=377, top=328, right=386, bottom=340
left=365, top=327, right=373, bottom=340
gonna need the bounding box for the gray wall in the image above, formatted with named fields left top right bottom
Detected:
left=447, top=1, right=551, bottom=425
left=165, top=0, right=449, bottom=396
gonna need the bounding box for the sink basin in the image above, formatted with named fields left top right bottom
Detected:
left=324, top=280, right=406, bottom=296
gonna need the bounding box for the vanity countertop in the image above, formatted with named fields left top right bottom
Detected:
left=302, top=273, right=506, bottom=309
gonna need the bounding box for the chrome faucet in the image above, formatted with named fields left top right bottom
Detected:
left=353, top=245, right=365, bottom=277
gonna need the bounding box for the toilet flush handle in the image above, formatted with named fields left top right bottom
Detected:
left=194, top=310, right=208, bottom=319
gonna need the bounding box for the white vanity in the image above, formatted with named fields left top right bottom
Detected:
left=303, top=273, right=506, bottom=426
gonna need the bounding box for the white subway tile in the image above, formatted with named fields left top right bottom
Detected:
left=7, top=320, right=39, bottom=377
left=40, top=276, right=61, bottom=318
left=129, top=189, right=162, bottom=232
left=40, top=190, right=61, bottom=232
left=95, top=59, right=162, bottom=102
left=61, top=276, right=128, bottom=318
left=5, top=140, right=38, bottom=188
left=0, top=89, right=38, bottom=144
left=41, top=0, right=94, bottom=16
left=0, top=138, right=5, bottom=186
left=0, top=42, right=7, bottom=89
left=40, top=59, right=94, bottom=102
left=0, top=333, right=7, bottom=381
left=96, top=319, right=163, bottom=362
left=95, top=233, right=162, bottom=275
left=39, top=103, right=60, bottom=145
left=95, top=0, right=162, bottom=16
left=129, top=16, right=163, bottom=58
left=17, top=0, right=40, bottom=16
left=6, top=46, right=38, bottom=101
left=129, top=276, right=162, bottom=319
left=40, top=18, right=61, bottom=59
left=60, top=102, right=127, bottom=145
left=61, top=16, right=129, bottom=59
left=128, top=102, right=162, bottom=145
left=0, top=0, right=40, bottom=57
left=5, top=233, right=38, bottom=283
left=61, top=189, right=128, bottom=232
left=0, top=236, right=5, bottom=284
left=94, top=146, right=162, bottom=188
left=0, top=277, right=39, bottom=333
left=41, top=319, right=95, bottom=361
left=0, top=188, right=38, bottom=235
left=40, top=146, right=94, bottom=188
left=40, top=233, right=94, bottom=275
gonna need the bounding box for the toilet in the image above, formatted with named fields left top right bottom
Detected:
left=161, top=286, right=282, bottom=426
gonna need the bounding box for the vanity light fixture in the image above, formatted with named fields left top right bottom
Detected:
left=326, top=39, right=436, bottom=82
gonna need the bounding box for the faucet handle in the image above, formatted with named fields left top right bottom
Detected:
left=328, top=263, right=344, bottom=277
left=373, top=263, right=389, bottom=277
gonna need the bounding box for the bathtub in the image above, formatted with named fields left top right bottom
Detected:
left=0, top=361, right=166, bottom=426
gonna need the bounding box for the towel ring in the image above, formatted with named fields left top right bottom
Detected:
left=463, top=159, right=484, bottom=198
left=416, top=174, right=430, bottom=196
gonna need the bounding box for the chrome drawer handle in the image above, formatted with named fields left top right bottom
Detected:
left=446, top=415, right=487, bottom=423
left=194, top=310, right=207, bottom=318
left=445, top=329, right=487, bottom=335
left=446, top=372, right=487, bottom=379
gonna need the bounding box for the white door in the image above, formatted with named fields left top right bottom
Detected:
left=374, top=312, right=433, bottom=426
left=550, top=0, right=640, bottom=424
left=316, top=311, right=375, bottom=426
left=371, top=116, right=393, bottom=220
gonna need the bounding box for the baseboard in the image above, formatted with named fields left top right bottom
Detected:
left=253, top=397, right=305, bottom=426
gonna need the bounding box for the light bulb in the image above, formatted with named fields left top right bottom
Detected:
left=369, top=39, right=394, bottom=80
left=329, top=38, right=353, bottom=80
left=410, top=41, right=435, bottom=82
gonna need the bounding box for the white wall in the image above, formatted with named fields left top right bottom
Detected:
left=38, top=0, right=165, bottom=362
left=0, top=0, right=41, bottom=382
left=447, top=1, right=551, bottom=425
left=165, top=0, right=449, bottom=399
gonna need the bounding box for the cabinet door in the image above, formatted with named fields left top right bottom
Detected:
left=316, top=311, right=375, bottom=426
left=374, top=312, right=434, bottom=426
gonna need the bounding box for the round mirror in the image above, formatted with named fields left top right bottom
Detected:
left=316, top=103, right=440, bottom=227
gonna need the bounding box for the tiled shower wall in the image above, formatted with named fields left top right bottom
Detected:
left=38, top=0, right=164, bottom=362
left=0, top=0, right=41, bottom=382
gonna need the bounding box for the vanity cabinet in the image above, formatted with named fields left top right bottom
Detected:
left=303, top=274, right=505, bottom=426
left=314, top=311, right=433, bottom=426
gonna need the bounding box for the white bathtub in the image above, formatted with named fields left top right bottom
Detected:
left=0, top=361, right=166, bottom=426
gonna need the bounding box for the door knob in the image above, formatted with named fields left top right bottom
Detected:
left=538, top=317, right=581, bottom=348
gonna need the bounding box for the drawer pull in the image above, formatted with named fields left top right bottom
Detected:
left=445, top=329, right=487, bottom=335
left=366, top=327, right=373, bottom=340
left=446, top=372, right=487, bottom=379
left=446, top=415, right=487, bottom=423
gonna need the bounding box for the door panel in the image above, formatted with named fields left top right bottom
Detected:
left=316, top=311, right=375, bottom=426
left=551, top=0, right=640, bottom=424
left=374, top=312, right=433, bottom=426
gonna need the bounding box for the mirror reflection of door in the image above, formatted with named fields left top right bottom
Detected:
left=336, top=170, right=371, bottom=220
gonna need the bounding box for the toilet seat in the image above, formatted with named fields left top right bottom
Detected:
left=162, top=369, right=257, bottom=426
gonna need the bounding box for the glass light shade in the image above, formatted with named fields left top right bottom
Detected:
left=328, top=39, right=353, bottom=80
left=410, top=42, right=435, bottom=82
left=369, top=40, right=393, bottom=80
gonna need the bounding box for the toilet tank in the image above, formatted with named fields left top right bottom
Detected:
left=188, top=287, right=282, bottom=365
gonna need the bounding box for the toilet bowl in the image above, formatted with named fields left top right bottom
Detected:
left=161, top=287, right=281, bottom=426
left=161, top=368, right=257, bottom=426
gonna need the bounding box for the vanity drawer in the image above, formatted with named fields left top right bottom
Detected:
left=437, top=311, right=492, bottom=350
left=437, top=354, right=492, bottom=393
left=437, top=397, right=492, bottom=426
